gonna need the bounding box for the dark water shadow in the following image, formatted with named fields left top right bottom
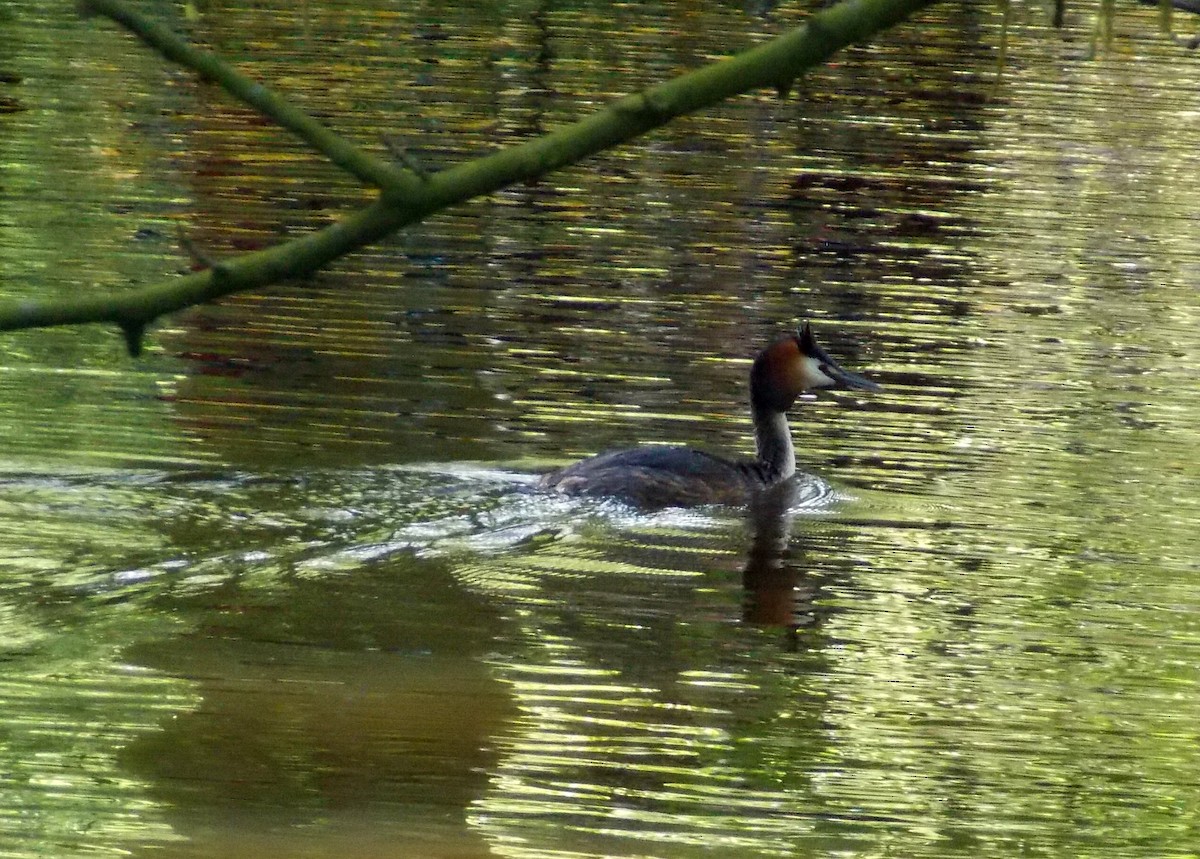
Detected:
left=2, top=463, right=900, bottom=859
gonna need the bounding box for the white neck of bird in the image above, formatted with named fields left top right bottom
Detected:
left=752, top=404, right=795, bottom=480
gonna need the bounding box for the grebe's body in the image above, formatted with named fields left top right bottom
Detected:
left=539, top=323, right=880, bottom=508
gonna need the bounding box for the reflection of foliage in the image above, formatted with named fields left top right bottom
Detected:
left=0, top=465, right=519, bottom=855
left=1, top=0, right=938, bottom=350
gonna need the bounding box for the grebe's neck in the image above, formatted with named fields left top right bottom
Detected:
left=751, top=403, right=795, bottom=482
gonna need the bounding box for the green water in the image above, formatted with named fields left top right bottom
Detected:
left=2, top=1, right=1199, bottom=857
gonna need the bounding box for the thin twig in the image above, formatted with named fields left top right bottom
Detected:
left=381, top=135, right=433, bottom=182
left=177, top=227, right=217, bottom=270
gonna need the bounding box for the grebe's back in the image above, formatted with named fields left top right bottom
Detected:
left=538, top=323, right=880, bottom=509
left=540, top=445, right=758, bottom=508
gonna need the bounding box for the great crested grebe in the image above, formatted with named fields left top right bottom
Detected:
left=538, top=322, right=881, bottom=508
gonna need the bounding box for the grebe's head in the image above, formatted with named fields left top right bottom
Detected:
left=750, top=321, right=882, bottom=412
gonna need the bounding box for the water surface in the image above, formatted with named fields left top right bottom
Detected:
left=2, top=1, right=1199, bottom=857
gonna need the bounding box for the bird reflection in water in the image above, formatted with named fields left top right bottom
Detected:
left=743, top=480, right=830, bottom=648
left=540, top=322, right=882, bottom=644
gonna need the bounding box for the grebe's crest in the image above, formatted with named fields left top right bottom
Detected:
left=752, top=322, right=881, bottom=412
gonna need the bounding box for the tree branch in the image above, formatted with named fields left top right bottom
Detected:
left=79, top=0, right=421, bottom=194
left=4, top=0, right=939, bottom=349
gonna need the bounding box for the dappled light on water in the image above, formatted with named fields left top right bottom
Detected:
left=3, top=0, right=1200, bottom=858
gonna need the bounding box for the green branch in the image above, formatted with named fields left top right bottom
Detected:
left=80, top=0, right=420, bottom=194
left=4, top=0, right=939, bottom=351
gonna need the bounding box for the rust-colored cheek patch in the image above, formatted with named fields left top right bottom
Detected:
left=765, top=337, right=805, bottom=398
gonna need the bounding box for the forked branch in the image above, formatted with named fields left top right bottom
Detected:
left=5, top=0, right=939, bottom=353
